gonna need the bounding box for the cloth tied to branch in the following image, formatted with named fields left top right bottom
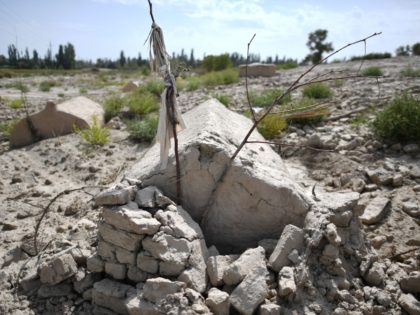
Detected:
left=148, top=22, right=186, bottom=169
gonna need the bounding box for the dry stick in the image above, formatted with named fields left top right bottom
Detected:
left=245, top=33, right=257, bottom=122
left=33, top=185, right=104, bottom=254
left=147, top=0, right=155, bottom=24
left=390, top=247, right=420, bottom=260
left=230, top=32, right=381, bottom=162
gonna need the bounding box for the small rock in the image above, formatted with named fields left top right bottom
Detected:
left=371, top=235, right=387, bottom=249
left=259, top=303, right=281, bottom=315
left=392, top=174, right=404, bottom=187
left=105, top=262, right=126, bottom=280
left=399, top=293, right=420, bottom=315
left=207, top=254, right=239, bottom=286
left=206, top=288, right=230, bottom=315
left=92, top=278, right=134, bottom=315
left=135, top=186, right=161, bottom=208
left=413, top=185, right=420, bottom=192
left=403, top=144, right=420, bottom=154
left=278, top=266, right=296, bottom=297
left=364, top=262, right=385, bottom=287
left=400, top=272, right=420, bottom=293
left=95, top=185, right=135, bottom=206
left=39, top=253, right=78, bottom=285
left=143, top=277, right=186, bottom=304
left=359, top=196, right=390, bottom=225
left=137, top=252, right=159, bottom=274
left=127, top=266, right=147, bottom=283
left=98, top=222, right=144, bottom=251
left=402, top=202, right=420, bottom=217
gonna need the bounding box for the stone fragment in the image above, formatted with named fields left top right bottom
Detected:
left=316, top=191, right=360, bottom=212
left=400, top=272, right=420, bottom=293
left=143, top=277, right=186, bottom=304
left=127, top=266, right=147, bottom=283
left=125, top=295, right=160, bottom=315
left=403, top=143, right=420, bottom=154
left=38, top=283, right=73, bottom=298
left=325, top=223, right=342, bottom=246
left=268, top=225, right=304, bottom=272
left=239, top=63, right=276, bottom=77
left=392, top=174, right=404, bottom=187
left=115, top=247, right=136, bottom=266
left=137, top=252, right=159, bottom=274
left=92, top=279, right=134, bottom=315
left=102, top=203, right=161, bottom=235
left=366, top=168, right=393, bottom=186
left=98, top=222, right=143, bottom=251
left=207, top=255, right=239, bottom=286
left=402, top=202, right=420, bottom=218
left=135, top=186, right=161, bottom=208
left=230, top=265, right=269, bottom=315
left=87, top=254, right=104, bottom=273
left=160, top=261, right=185, bottom=276
left=142, top=232, right=190, bottom=264
left=105, top=262, right=127, bottom=280
left=278, top=266, right=296, bottom=297
left=359, top=196, right=389, bottom=225
left=95, top=185, right=134, bottom=206
left=330, top=211, right=353, bottom=227
left=364, top=262, right=385, bottom=286
left=73, top=271, right=100, bottom=294
left=206, top=288, right=230, bottom=315
left=223, top=246, right=266, bottom=286
left=399, top=293, right=420, bottom=315
left=98, top=240, right=116, bottom=261
left=39, top=253, right=78, bottom=285
left=155, top=206, right=203, bottom=241
left=259, top=303, right=281, bottom=315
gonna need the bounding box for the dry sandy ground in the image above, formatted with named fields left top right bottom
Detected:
left=0, top=56, right=419, bottom=313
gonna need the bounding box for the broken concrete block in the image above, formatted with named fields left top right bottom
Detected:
left=268, top=225, right=304, bottom=272
left=207, top=255, right=239, bottom=287
left=359, top=196, right=389, bottom=225
left=160, top=260, right=186, bottom=276
left=125, top=99, right=310, bottom=252
left=259, top=303, right=281, bottom=315
left=92, top=279, right=134, bottom=315
left=155, top=206, right=203, bottom=241
left=398, top=293, right=420, bottom=315
left=127, top=266, right=147, bottom=283
left=98, top=222, right=144, bottom=251
left=400, top=272, right=420, bottom=293
left=142, top=232, right=190, bottom=264
left=229, top=265, right=269, bottom=315
left=102, top=204, right=161, bottom=235
left=39, top=253, right=78, bottom=285
left=278, top=266, right=296, bottom=297
left=87, top=254, right=104, bottom=273
left=105, top=262, right=127, bottom=280
left=98, top=240, right=116, bottom=261
left=125, top=295, right=160, bottom=315
left=143, top=277, right=186, bottom=304
left=239, top=63, right=276, bottom=77
left=95, top=185, right=135, bottom=206
left=10, top=96, right=105, bottom=148
left=206, top=288, right=230, bottom=315
left=223, top=246, right=266, bottom=286
left=135, top=186, right=161, bottom=208
left=316, top=191, right=359, bottom=212
left=137, top=252, right=159, bottom=274
left=178, top=239, right=208, bottom=293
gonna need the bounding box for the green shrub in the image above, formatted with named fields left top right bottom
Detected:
left=186, top=77, right=201, bottom=91
left=257, top=114, right=287, bottom=140
left=351, top=114, right=369, bottom=127
left=6, top=97, right=24, bottom=109
left=372, top=92, right=420, bottom=142
left=202, top=69, right=239, bottom=87
left=400, top=66, right=420, bottom=77
left=350, top=52, right=392, bottom=61
left=277, top=61, right=298, bottom=70
left=285, top=97, right=329, bottom=124
left=76, top=117, right=109, bottom=146
left=6, top=81, right=29, bottom=93
left=250, top=89, right=291, bottom=107
left=103, top=95, right=125, bottom=121
left=126, top=115, right=158, bottom=143
left=79, top=87, right=88, bottom=94
left=58, top=93, right=65, bottom=97
left=362, top=66, right=383, bottom=77
left=0, top=119, right=19, bottom=139
left=412, top=43, right=420, bottom=56
left=214, top=94, right=231, bottom=107
left=144, top=79, right=164, bottom=96
left=302, top=83, right=332, bottom=99
left=128, top=90, right=159, bottom=116
left=202, top=54, right=232, bottom=72
left=39, top=80, right=57, bottom=92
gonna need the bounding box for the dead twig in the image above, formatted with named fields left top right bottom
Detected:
left=390, top=247, right=420, bottom=261
left=245, top=33, right=257, bottom=122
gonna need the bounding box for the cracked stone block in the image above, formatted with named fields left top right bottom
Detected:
left=38, top=283, right=73, bottom=298
left=206, top=288, right=229, bottom=315
left=98, top=240, right=116, bottom=261
left=229, top=265, right=269, bottom=315
left=105, top=262, right=127, bottom=280
left=137, top=252, right=159, bottom=274
left=268, top=225, right=304, bottom=272
left=135, top=186, right=161, bottom=208
left=207, top=254, right=239, bottom=287
left=98, top=221, right=144, bottom=252
left=160, top=260, right=186, bottom=276
left=115, top=247, right=136, bottom=266
left=95, top=185, right=136, bottom=206
left=102, top=203, right=161, bottom=235
left=142, top=232, right=190, bottom=264
left=92, top=279, right=135, bottom=315
left=223, top=246, right=266, bottom=286
left=39, top=253, right=78, bottom=285
left=127, top=266, right=148, bottom=283
left=125, top=99, right=310, bottom=252
left=87, top=254, right=104, bottom=273
left=143, top=277, right=186, bottom=304
left=359, top=196, right=389, bottom=225
left=398, top=293, right=420, bottom=315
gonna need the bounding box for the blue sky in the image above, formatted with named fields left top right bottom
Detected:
left=1, top=0, right=419, bottom=62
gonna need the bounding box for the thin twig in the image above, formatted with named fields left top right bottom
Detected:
left=147, top=0, right=155, bottom=24
left=245, top=33, right=257, bottom=122
left=390, top=247, right=420, bottom=260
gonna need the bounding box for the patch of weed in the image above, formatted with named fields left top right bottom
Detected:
left=302, top=83, right=333, bottom=99
left=6, top=97, right=24, bottom=109
left=128, top=90, right=159, bottom=116
left=277, top=61, right=298, bottom=70
left=400, top=66, right=420, bottom=78
left=362, top=66, right=383, bottom=77
left=257, top=114, right=287, bottom=140
left=39, top=80, right=57, bottom=92
left=126, top=114, right=158, bottom=143
left=76, top=116, right=109, bottom=146
left=144, top=80, right=164, bottom=96
left=79, top=87, right=88, bottom=94
left=6, top=81, right=29, bottom=93
left=351, top=114, right=369, bottom=127
left=250, top=89, right=291, bottom=108
left=214, top=94, right=231, bottom=107
left=103, top=95, right=125, bottom=122
left=201, top=69, right=239, bottom=87
left=285, top=97, right=329, bottom=124
left=0, top=119, right=19, bottom=139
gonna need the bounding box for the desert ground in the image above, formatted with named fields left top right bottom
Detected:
left=0, top=56, right=419, bottom=314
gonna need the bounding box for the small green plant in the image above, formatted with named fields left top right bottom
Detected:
left=277, top=61, right=298, bottom=70
left=372, top=92, right=420, bottom=142
left=250, top=89, right=291, bottom=108
left=126, top=114, right=158, bottom=143
left=128, top=90, right=159, bottom=116
left=58, top=93, right=65, bottom=97
left=214, top=94, right=231, bottom=107
left=285, top=97, right=329, bottom=124
left=76, top=116, right=109, bottom=146
left=333, top=79, right=344, bottom=88
left=6, top=97, right=24, bottom=109
left=0, top=119, right=19, bottom=139
left=79, top=87, right=88, bottom=94
left=362, top=66, right=383, bottom=77
left=186, top=77, right=201, bottom=91
left=302, top=83, right=332, bottom=99
left=39, top=80, right=57, bottom=92
left=400, top=66, right=420, bottom=77
left=202, top=54, right=232, bottom=72
left=103, top=95, right=124, bottom=121
left=201, top=69, right=239, bottom=87
left=257, top=114, right=287, bottom=140
left=351, top=114, right=369, bottom=127
left=144, top=80, right=164, bottom=96
left=6, top=81, right=29, bottom=93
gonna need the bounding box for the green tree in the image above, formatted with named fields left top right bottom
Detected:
left=56, top=44, right=64, bottom=68
left=396, top=45, right=411, bottom=56
left=305, top=29, right=334, bottom=64
left=63, top=43, right=76, bottom=69
left=7, top=44, right=18, bottom=67
left=119, top=50, right=126, bottom=68
left=32, top=49, right=39, bottom=68
left=202, top=54, right=232, bottom=72
left=44, top=43, right=53, bottom=68
left=412, top=42, right=420, bottom=56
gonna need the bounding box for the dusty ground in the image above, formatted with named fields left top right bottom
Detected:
left=0, top=56, right=419, bottom=314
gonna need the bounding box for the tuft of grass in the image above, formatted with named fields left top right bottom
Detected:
left=400, top=66, right=420, bottom=78
left=58, top=93, right=65, bottom=97
left=0, top=119, right=19, bottom=139
left=284, top=97, right=329, bottom=124
left=6, top=81, right=30, bottom=93
left=186, top=77, right=201, bottom=91
left=6, top=97, right=25, bottom=109
left=351, top=114, right=369, bottom=127
left=302, top=83, right=333, bottom=99
left=103, top=95, right=124, bottom=122
left=250, top=89, right=291, bottom=108
left=372, top=92, right=420, bottom=142
left=144, top=80, right=164, bottom=96
left=39, top=80, right=57, bottom=92
left=76, top=116, right=109, bottom=146
left=362, top=66, right=383, bottom=77
left=201, top=69, right=239, bottom=87
left=126, top=114, right=158, bottom=143
left=277, top=61, right=298, bottom=70
left=257, top=114, right=287, bottom=140
left=79, top=87, right=88, bottom=94
left=214, top=94, right=231, bottom=107
left=128, top=90, right=159, bottom=116
left=333, top=79, right=344, bottom=88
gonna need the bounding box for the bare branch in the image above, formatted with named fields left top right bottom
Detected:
left=245, top=33, right=257, bottom=122
left=147, top=0, right=156, bottom=24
